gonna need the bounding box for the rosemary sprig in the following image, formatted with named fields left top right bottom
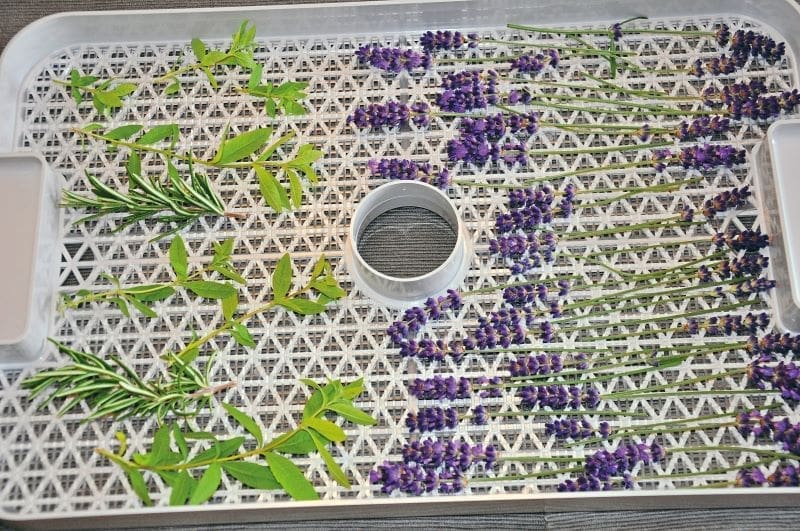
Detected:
left=62, top=151, right=237, bottom=240
left=21, top=340, right=228, bottom=422
left=97, top=378, right=376, bottom=505
left=62, top=236, right=244, bottom=319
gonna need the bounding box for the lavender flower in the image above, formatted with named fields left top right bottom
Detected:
left=517, top=384, right=600, bottom=410
left=557, top=441, right=665, bottom=492
left=402, top=437, right=497, bottom=471
left=510, top=50, right=559, bottom=74
left=368, top=158, right=451, bottom=189
left=489, top=231, right=557, bottom=271
left=348, top=101, right=430, bottom=129
left=545, top=417, right=594, bottom=440
left=610, top=23, right=623, bottom=41
left=652, top=144, right=746, bottom=171
left=408, top=375, right=472, bottom=400
left=476, top=376, right=503, bottom=398
left=716, top=24, right=732, bottom=47
left=508, top=88, right=533, bottom=105
left=406, top=407, right=459, bottom=433
left=701, top=186, right=751, bottom=218
left=711, top=229, right=770, bottom=252
left=420, top=30, right=479, bottom=53
left=400, top=338, right=467, bottom=363
left=746, top=359, right=800, bottom=404
left=746, top=332, right=800, bottom=358
left=470, top=307, right=534, bottom=349
left=387, top=289, right=463, bottom=344
left=697, top=254, right=769, bottom=283
left=768, top=464, right=800, bottom=486
left=728, top=29, right=786, bottom=64
left=683, top=312, right=770, bottom=336
left=472, top=405, right=488, bottom=425
left=355, top=44, right=432, bottom=72
left=675, top=116, right=731, bottom=141
left=735, top=467, right=767, bottom=488
left=446, top=111, right=538, bottom=165
left=436, top=69, right=498, bottom=112
left=710, top=80, right=799, bottom=120
left=508, top=354, right=564, bottom=377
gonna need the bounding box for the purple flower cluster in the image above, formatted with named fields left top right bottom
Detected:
left=727, top=29, right=787, bottom=64
left=436, top=69, right=498, bottom=112
left=729, top=277, right=776, bottom=297
left=446, top=111, right=538, bottom=165
left=682, top=312, right=770, bottom=336
left=495, top=185, right=577, bottom=232
left=697, top=254, right=769, bottom=282
left=557, top=441, right=665, bottom=492
left=355, top=44, right=432, bottom=72
left=387, top=289, right=463, bottom=345
left=510, top=50, right=559, bottom=74
left=701, top=186, right=751, bottom=218
left=471, top=307, right=534, bottom=349
left=652, top=144, right=746, bottom=172
left=711, top=229, right=770, bottom=252
left=746, top=360, right=800, bottom=404
left=370, top=437, right=496, bottom=495
left=746, top=332, right=800, bottom=358
left=545, top=417, right=603, bottom=440
left=736, top=465, right=800, bottom=487
left=476, top=375, right=503, bottom=398
left=517, top=384, right=601, bottom=410
left=735, top=410, right=800, bottom=456
left=399, top=338, right=467, bottom=363
left=420, top=30, right=479, bottom=53
left=348, top=101, right=430, bottom=129
left=368, top=158, right=451, bottom=189
left=406, top=407, right=459, bottom=433
left=675, top=117, right=731, bottom=141
left=508, top=353, right=565, bottom=377
left=488, top=231, right=558, bottom=273
left=705, top=80, right=800, bottom=120
left=408, top=375, right=472, bottom=400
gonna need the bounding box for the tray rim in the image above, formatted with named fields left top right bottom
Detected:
left=3, top=0, right=800, bottom=525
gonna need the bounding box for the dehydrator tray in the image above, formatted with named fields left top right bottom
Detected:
left=2, top=0, right=800, bottom=528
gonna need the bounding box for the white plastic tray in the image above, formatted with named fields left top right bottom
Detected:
left=1, top=0, right=800, bottom=528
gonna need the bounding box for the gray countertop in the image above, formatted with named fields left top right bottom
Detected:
left=0, top=1, right=798, bottom=528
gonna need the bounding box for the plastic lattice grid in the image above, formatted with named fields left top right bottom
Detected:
left=0, top=13, right=796, bottom=516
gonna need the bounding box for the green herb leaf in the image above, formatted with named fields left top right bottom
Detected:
left=264, top=452, right=319, bottom=501
left=188, top=437, right=245, bottom=465
left=341, top=377, right=364, bottom=400
left=302, top=389, right=325, bottom=421
left=126, top=468, right=153, bottom=506
left=188, top=463, right=221, bottom=505
left=213, top=239, right=235, bottom=262
left=273, top=430, right=317, bottom=455
left=112, top=83, right=137, bottom=97
left=173, top=424, right=188, bottom=459
left=191, top=38, right=207, bottom=60
left=128, top=285, right=176, bottom=302
left=310, top=277, right=346, bottom=299
left=300, top=378, right=323, bottom=391
left=105, top=124, right=143, bottom=140
left=271, top=253, right=292, bottom=300
left=286, top=169, right=303, bottom=208
left=184, top=431, right=218, bottom=441
left=304, top=417, right=346, bottom=442
left=184, top=280, right=236, bottom=300
left=231, top=323, right=256, bottom=348
left=277, top=298, right=326, bottom=315
left=149, top=424, right=172, bottom=466
left=139, top=124, right=178, bottom=146
left=110, top=297, right=130, bottom=317
left=217, top=128, right=273, bottom=165
left=308, top=430, right=350, bottom=488
left=211, top=264, right=246, bottom=285
left=127, top=296, right=158, bottom=318
left=169, top=471, right=195, bottom=506
left=164, top=81, right=181, bottom=96
left=169, top=235, right=189, bottom=280
left=255, top=166, right=290, bottom=212
left=222, top=461, right=280, bottom=490
left=247, top=64, right=263, bottom=91
left=328, top=401, right=376, bottom=426
left=221, top=402, right=263, bottom=446
left=221, top=291, right=238, bottom=321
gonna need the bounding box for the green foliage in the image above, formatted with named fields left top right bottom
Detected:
left=98, top=378, right=375, bottom=505
left=21, top=340, right=215, bottom=422
left=61, top=236, right=244, bottom=319
left=60, top=69, right=136, bottom=115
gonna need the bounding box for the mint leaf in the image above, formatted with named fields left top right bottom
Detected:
left=231, top=323, right=256, bottom=348
left=221, top=402, right=263, bottom=446
left=221, top=291, right=238, bottom=321
left=126, top=468, right=153, bottom=506
left=184, top=280, right=236, bottom=300
left=328, top=401, right=376, bottom=426
left=218, top=128, right=273, bottom=165
left=187, top=437, right=244, bottom=464
left=127, top=296, right=157, bottom=318
left=128, top=285, right=175, bottom=302
left=105, top=124, right=143, bottom=140
left=139, top=124, right=178, bottom=146
left=169, top=235, right=189, bottom=280
left=302, top=389, right=324, bottom=421
left=308, top=430, right=350, bottom=488
left=222, top=461, right=280, bottom=490
left=273, top=430, right=317, bottom=455
left=271, top=253, right=292, bottom=300
left=286, top=169, right=303, bottom=208
left=173, top=424, right=188, bottom=459
left=277, top=298, right=326, bottom=315
left=169, top=471, right=195, bottom=506
left=191, top=38, right=207, bottom=60
left=264, top=452, right=319, bottom=501
left=304, top=417, right=346, bottom=442
left=255, top=166, right=290, bottom=212
left=188, top=463, right=221, bottom=505
left=341, top=378, right=364, bottom=400
left=110, top=297, right=130, bottom=317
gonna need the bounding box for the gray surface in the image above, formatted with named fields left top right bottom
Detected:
left=0, top=0, right=796, bottom=528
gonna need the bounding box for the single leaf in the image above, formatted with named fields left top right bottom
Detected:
left=287, top=169, right=303, bottom=208
left=173, top=424, right=188, bottom=459
left=213, top=238, right=235, bottom=262
left=271, top=253, right=292, bottom=300
left=218, top=128, right=273, bottom=165
left=309, top=278, right=346, bottom=300
left=112, top=83, right=137, bottom=97
left=169, top=471, right=195, bottom=506
left=184, top=431, right=218, bottom=441
left=184, top=280, right=236, bottom=300
left=164, top=81, right=181, bottom=96
left=328, top=401, right=377, bottom=426
left=191, top=37, right=207, bottom=60
left=300, top=378, right=323, bottom=391
left=221, top=291, right=238, bottom=321
left=127, top=296, right=157, bottom=318
left=126, top=468, right=153, bottom=506
left=221, top=402, right=263, bottom=446
left=139, top=124, right=178, bottom=146
left=222, top=461, right=280, bottom=490
left=211, top=264, right=246, bottom=285
left=264, top=452, right=319, bottom=501
left=187, top=437, right=245, bottom=464
left=130, top=285, right=175, bottom=302
left=302, top=389, right=325, bottom=421
left=188, top=463, right=221, bottom=505
left=308, top=430, right=350, bottom=488
left=277, top=298, right=326, bottom=315
left=169, top=235, right=189, bottom=280
left=104, top=124, right=143, bottom=140
left=304, top=417, right=346, bottom=442
left=110, top=296, right=130, bottom=317
left=341, top=378, right=364, bottom=400
left=255, top=166, right=290, bottom=212
left=231, top=323, right=256, bottom=348
left=247, top=63, right=263, bottom=91
left=274, top=430, right=317, bottom=455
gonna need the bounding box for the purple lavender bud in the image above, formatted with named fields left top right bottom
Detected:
left=736, top=467, right=767, bottom=487
left=716, top=24, right=731, bottom=46
left=368, top=158, right=451, bottom=190
left=349, top=100, right=429, bottom=130
left=712, top=229, right=770, bottom=252
left=356, top=44, right=432, bottom=72
left=409, top=375, right=472, bottom=400
left=472, top=405, right=488, bottom=425
left=436, top=70, right=498, bottom=112
left=679, top=205, right=695, bottom=222
left=675, top=116, right=731, bottom=141
left=599, top=421, right=611, bottom=439
left=702, top=186, right=751, bottom=218
left=767, top=464, right=800, bottom=486
left=610, top=22, right=623, bottom=41
left=420, top=30, right=472, bottom=53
